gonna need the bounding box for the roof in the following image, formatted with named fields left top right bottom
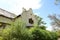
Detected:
left=0, top=15, right=13, bottom=20
left=0, top=8, right=16, bottom=18
left=0, top=8, right=34, bottom=20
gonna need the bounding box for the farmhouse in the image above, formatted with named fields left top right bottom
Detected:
left=0, top=8, right=38, bottom=29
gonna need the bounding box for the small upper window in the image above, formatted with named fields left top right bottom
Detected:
left=29, top=18, right=34, bottom=24
left=0, top=23, right=2, bottom=27
left=0, top=23, right=6, bottom=29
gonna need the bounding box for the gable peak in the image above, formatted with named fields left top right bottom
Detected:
left=22, top=8, right=26, bottom=12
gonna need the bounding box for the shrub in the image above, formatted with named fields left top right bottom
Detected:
left=29, top=27, right=58, bottom=40
left=0, top=19, right=32, bottom=40
left=0, top=37, right=3, bottom=40
left=0, top=19, right=58, bottom=40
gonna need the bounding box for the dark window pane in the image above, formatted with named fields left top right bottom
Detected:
left=29, top=18, right=34, bottom=24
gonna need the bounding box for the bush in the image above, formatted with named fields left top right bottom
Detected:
left=0, top=37, right=3, bottom=40
left=0, top=19, right=58, bottom=40
left=0, top=20, right=32, bottom=40
left=29, top=27, right=58, bottom=40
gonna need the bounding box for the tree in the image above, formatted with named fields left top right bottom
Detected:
left=29, top=26, right=58, bottom=40
left=55, top=0, right=60, bottom=5
left=0, top=19, right=32, bottom=40
left=56, top=30, right=60, bottom=37
left=35, top=15, right=46, bottom=30
left=48, top=14, right=60, bottom=31
left=0, top=16, right=58, bottom=40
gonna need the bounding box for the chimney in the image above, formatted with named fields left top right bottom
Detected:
left=28, top=8, right=33, bottom=12
left=22, top=8, right=26, bottom=12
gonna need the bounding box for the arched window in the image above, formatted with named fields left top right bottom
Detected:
left=29, top=18, right=34, bottom=24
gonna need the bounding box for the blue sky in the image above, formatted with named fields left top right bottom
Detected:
left=0, top=0, right=60, bottom=30
left=33, top=0, right=60, bottom=30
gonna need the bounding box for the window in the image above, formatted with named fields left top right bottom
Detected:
left=0, top=23, right=2, bottom=27
left=29, top=18, right=34, bottom=24
left=0, top=23, right=6, bottom=29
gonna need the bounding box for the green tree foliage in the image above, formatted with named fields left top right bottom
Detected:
left=35, top=15, right=46, bottom=26
left=0, top=19, right=32, bottom=40
left=29, top=27, right=58, bottom=40
left=35, top=15, right=46, bottom=30
left=39, top=25, right=46, bottom=30
left=56, top=30, right=60, bottom=37
left=0, top=17, right=58, bottom=40
left=48, top=14, right=60, bottom=38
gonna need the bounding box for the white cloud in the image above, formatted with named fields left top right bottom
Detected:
left=0, top=0, right=41, bottom=15
left=46, top=26, right=53, bottom=31
left=34, top=13, right=40, bottom=16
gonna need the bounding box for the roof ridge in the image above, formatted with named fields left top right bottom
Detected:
left=0, top=8, right=16, bottom=16
left=0, top=8, right=16, bottom=18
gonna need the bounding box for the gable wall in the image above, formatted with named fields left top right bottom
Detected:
left=0, top=16, right=12, bottom=24
left=0, top=8, right=38, bottom=28
left=21, top=9, right=38, bottom=26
